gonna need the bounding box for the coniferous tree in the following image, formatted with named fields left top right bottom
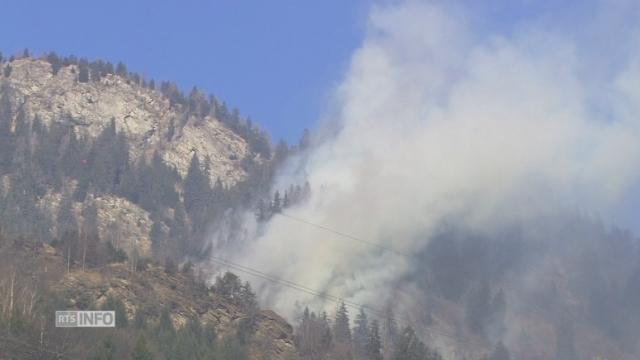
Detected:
left=92, top=337, right=117, bottom=360
left=353, top=308, right=369, bottom=360
left=57, top=192, right=78, bottom=240
left=81, top=200, right=100, bottom=268
left=101, top=296, right=128, bottom=328
left=332, top=301, right=353, bottom=360
left=150, top=218, right=167, bottom=256
left=0, top=84, right=14, bottom=171
left=272, top=191, right=281, bottom=213
left=78, top=59, right=89, bottom=83
left=299, top=129, right=311, bottom=150
left=383, top=308, right=399, bottom=358
left=393, top=326, right=442, bottom=360
left=3, top=64, right=12, bottom=77
left=183, top=153, right=212, bottom=251
left=131, top=334, right=153, bottom=360
left=115, top=62, right=127, bottom=77
left=366, top=320, right=383, bottom=360
left=170, top=202, right=189, bottom=256
left=167, top=118, right=175, bottom=141
left=134, top=308, right=148, bottom=330
left=46, top=52, right=63, bottom=75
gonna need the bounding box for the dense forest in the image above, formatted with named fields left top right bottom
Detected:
left=0, top=51, right=449, bottom=360
left=0, top=50, right=310, bottom=263
left=3, top=49, right=639, bottom=360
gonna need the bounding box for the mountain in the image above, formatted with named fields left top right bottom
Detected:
left=0, top=55, right=281, bottom=261
left=3, top=52, right=637, bottom=360
left=4, top=57, right=251, bottom=185
left=0, top=53, right=295, bottom=359
left=0, top=238, right=296, bottom=359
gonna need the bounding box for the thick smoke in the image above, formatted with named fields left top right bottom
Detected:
left=216, top=0, right=640, bottom=322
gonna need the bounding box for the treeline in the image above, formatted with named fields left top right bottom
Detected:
left=256, top=182, right=311, bottom=222
left=0, top=48, right=303, bottom=160
left=296, top=304, right=443, bottom=360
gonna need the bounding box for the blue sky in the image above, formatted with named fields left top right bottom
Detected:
left=0, top=0, right=371, bottom=143
left=2, top=0, right=633, bottom=143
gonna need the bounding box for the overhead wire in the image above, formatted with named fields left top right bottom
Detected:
left=209, top=255, right=487, bottom=348
left=277, top=211, right=410, bottom=258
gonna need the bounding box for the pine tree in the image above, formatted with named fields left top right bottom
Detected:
left=393, top=326, right=425, bottom=360
left=271, top=191, right=281, bottom=213
left=167, top=118, right=175, bottom=141
left=78, top=59, right=89, bottom=83
left=46, top=52, right=63, bottom=75
left=274, top=139, right=289, bottom=164
left=81, top=200, right=100, bottom=268
left=92, top=337, right=116, bottom=360
left=134, top=308, right=147, bottom=330
left=333, top=301, right=352, bottom=344
left=0, top=84, right=14, bottom=172
left=353, top=308, right=369, bottom=360
left=115, top=62, right=127, bottom=77
left=299, top=128, right=311, bottom=150
left=184, top=153, right=210, bottom=215
left=150, top=219, right=166, bottom=256
left=366, top=320, right=383, bottom=360
left=183, top=153, right=212, bottom=250
left=256, top=198, right=267, bottom=221
left=131, top=334, right=153, bottom=360
left=383, top=308, right=399, bottom=358
left=57, top=193, right=78, bottom=239
left=101, top=296, right=128, bottom=328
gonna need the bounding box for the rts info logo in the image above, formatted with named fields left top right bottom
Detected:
left=55, top=311, right=116, bottom=328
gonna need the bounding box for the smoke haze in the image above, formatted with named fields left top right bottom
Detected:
left=214, top=0, right=640, bottom=345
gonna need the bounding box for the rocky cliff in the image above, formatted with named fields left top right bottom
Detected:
left=3, top=58, right=249, bottom=185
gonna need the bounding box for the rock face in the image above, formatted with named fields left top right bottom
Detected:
left=0, top=241, right=298, bottom=360
left=1, top=58, right=259, bottom=258
left=38, top=190, right=154, bottom=257
left=3, top=58, right=249, bottom=185
left=57, top=262, right=297, bottom=360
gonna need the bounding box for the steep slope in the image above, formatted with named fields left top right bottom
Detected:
left=0, top=56, right=280, bottom=261
left=3, top=58, right=249, bottom=184
left=0, top=239, right=297, bottom=360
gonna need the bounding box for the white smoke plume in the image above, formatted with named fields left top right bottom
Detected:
left=216, top=0, right=640, bottom=323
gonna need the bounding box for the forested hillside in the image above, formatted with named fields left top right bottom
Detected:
left=2, top=48, right=639, bottom=360
left=0, top=51, right=308, bottom=264
left=0, top=50, right=310, bottom=360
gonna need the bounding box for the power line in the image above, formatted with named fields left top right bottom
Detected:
left=210, top=255, right=382, bottom=316
left=243, top=211, right=490, bottom=348
left=277, top=212, right=410, bottom=258
left=209, top=255, right=485, bottom=348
